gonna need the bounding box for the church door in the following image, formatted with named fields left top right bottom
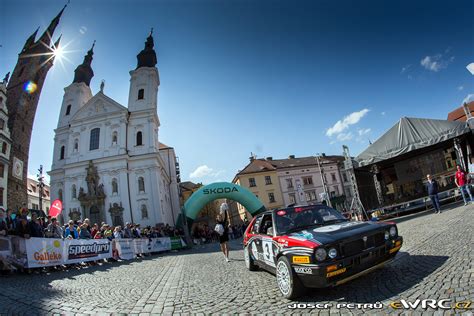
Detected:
left=90, top=206, right=101, bottom=225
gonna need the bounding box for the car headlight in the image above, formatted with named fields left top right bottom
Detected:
left=328, top=248, right=337, bottom=259
left=390, top=226, right=397, bottom=237
left=384, top=231, right=390, bottom=240
left=315, top=248, right=327, bottom=261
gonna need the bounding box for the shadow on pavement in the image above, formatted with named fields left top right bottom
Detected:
left=295, top=252, right=449, bottom=303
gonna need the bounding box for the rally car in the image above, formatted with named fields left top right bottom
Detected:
left=243, top=204, right=403, bottom=299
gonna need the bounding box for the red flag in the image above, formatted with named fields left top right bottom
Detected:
left=49, top=199, right=63, bottom=218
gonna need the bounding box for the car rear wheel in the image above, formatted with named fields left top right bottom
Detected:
left=244, top=245, right=258, bottom=271
left=276, top=256, right=304, bottom=299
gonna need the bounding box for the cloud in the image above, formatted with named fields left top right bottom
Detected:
left=381, top=111, right=386, bottom=116
left=336, top=132, right=353, bottom=141
left=358, top=128, right=371, bottom=136
left=189, top=165, right=225, bottom=180
left=326, top=109, right=370, bottom=137
left=458, top=85, right=464, bottom=91
left=79, top=26, right=87, bottom=35
left=400, top=64, right=412, bottom=74
left=420, top=53, right=454, bottom=72
left=463, top=94, right=474, bottom=104
left=467, top=63, right=474, bottom=75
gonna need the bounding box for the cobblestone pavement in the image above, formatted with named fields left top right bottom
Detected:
left=0, top=203, right=473, bottom=315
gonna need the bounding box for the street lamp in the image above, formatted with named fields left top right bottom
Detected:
left=36, top=165, right=45, bottom=211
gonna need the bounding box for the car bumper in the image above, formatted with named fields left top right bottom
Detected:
left=293, top=236, right=403, bottom=288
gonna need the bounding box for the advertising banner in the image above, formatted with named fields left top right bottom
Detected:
left=149, top=237, right=171, bottom=253
left=170, top=237, right=186, bottom=250
left=113, top=239, right=135, bottom=260
left=0, top=237, right=11, bottom=257
left=64, top=239, right=112, bottom=264
left=25, top=238, right=64, bottom=268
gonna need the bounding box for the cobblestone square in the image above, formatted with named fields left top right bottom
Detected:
left=0, top=204, right=473, bottom=315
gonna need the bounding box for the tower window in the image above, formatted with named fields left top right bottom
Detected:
left=1, top=142, right=7, bottom=154
left=0, top=188, right=3, bottom=206
left=0, top=163, right=4, bottom=178
left=71, top=184, right=77, bottom=199
left=74, top=139, right=79, bottom=152
left=112, top=131, right=118, bottom=145
left=65, top=104, right=72, bottom=116
left=89, top=128, right=100, bottom=150
left=138, top=176, right=145, bottom=193
left=18, top=67, right=25, bottom=77
left=0, top=119, right=4, bottom=130
left=138, top=89, right=144, bottom=100
left=136, top=131, right=143, bottom=146
left=60, top=146, right=65, bottom=160
left=112, top=178, right=118, bottom=194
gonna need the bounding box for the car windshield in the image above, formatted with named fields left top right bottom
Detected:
left=274, top=205, right=348, bottom=235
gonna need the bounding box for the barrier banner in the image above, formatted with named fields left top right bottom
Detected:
left=9, top=236, right=28, bottom=268
left=113, top=239, right=135, bottom=260
left=149, top=238, right=171, bottom=253
left=25, top=238, right=63, bottom=268
left=0, top=237, right=11, bottom=257
left=170, top=237, right=186, bottom=250
left=64, top=239, right=112, bottom=264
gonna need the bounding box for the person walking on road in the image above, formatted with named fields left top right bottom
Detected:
left=426, top=174, right=441, bottom=214
left=455, top=165, right=473, bottom=205
left=215, top=203, right=231, bottom=263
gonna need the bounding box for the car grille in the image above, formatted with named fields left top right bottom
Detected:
left=342, top=232, right=385, bottom=257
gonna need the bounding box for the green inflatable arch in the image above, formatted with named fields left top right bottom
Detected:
left=183, top=182, right=266, bottom=223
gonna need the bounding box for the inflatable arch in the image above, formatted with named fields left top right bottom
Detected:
left=183, top=182, right=266, bottom=223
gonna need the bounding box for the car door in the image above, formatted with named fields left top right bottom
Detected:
left=248, top=214, right=264, bottom=264
left=259, top=213, right=277, bottom=268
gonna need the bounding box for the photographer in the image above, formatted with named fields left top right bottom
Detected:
left=46, top=217, right=63, bottom=238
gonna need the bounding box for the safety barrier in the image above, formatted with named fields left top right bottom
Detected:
left=0, top=236, right=186, bottom=269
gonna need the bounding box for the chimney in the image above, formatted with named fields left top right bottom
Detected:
left=249, top=156, right=255, bottom=162
left=266, top=157, right=273, bottom=161
left=288, top=155, right=295, bottom=159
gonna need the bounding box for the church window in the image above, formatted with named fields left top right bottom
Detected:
left=0, top=164, right=3, bottom=178
left=60, top=146, right=65, bottom=160
left=71, top=184, right=77, bottom=199
left=65, top=104, right=72, bottom=116
left=136, top=131, right=143, bottom=146
left=138, top=176, right=145, bottom=193
left=89, top=128, right=100, bottom=150
left=112, top=132, right=118, bottom=145
left=2, top=142, right=7, bottom=154
left=58, top=189, right=63, bottom=201
left=74, top=139, right=79, bottom=152
left=0, top=119, right=4, bottom=130
left=141, top=204, right=148, bottom=219
left=112, top=178, right=118, bottom=194
left=0, top=97, right=3, bottom=104
left=138, top=89, right=144, bottom=100
left=0, top=188, right=3, bottom=206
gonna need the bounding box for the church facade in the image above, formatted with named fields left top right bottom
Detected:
left=48, top=31, right=181, bottom=227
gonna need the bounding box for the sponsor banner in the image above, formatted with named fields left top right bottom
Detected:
left=64, top=239, right=112, bottom=264
left=113, top=239, right=135, bottom=260
left=150, top=238, right=171, bottom=253
left=25, top=238, right=64, bottom=268
left=170, top=237, right=183, bottom=250
left=0, top=236, right=11, bottom=257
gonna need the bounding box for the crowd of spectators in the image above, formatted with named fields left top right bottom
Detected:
left=191, top=220, right=249, bottom=245
left=0, top=207, right=184, bottom=240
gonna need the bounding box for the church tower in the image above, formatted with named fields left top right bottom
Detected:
left=127, top=30, right=160, bottom=155
left=6, top=6, right=65, bottom=210
left=57, top=42, right=95, bottom=129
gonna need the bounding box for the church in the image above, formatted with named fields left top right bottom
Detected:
left=48, top=31, right=181, bottom=227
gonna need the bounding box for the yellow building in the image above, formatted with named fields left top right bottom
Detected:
left=232, top=157, right=284, bottom=220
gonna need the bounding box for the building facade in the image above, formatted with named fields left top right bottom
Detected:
left=0, top=75, right=12, bottom=209
left=6, top=7, right=64, bottom=210
left=27, top=177, right=51, bottom=212
left=48, top=31, right=181, bottom=227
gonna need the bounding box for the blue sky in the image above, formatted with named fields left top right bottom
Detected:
left=1, top=0, right=473, bottom=184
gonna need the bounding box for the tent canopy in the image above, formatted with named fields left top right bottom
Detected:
left=356, top=117, right=471, bottom=167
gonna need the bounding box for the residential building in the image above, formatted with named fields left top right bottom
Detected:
left=27, top=177, right=51, bottom=212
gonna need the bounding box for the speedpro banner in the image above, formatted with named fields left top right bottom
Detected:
left=64, top=239, right=112, bottom=264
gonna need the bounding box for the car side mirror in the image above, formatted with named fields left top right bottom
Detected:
left=267, top=227, right=274, bottom=236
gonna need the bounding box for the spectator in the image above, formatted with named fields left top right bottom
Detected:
left=123, top=223, right=132, bottom=238
left=455, top=165, right=473, bottom=205
left=29, top=213, right=45, bottom=238
left=79, top=224, right=92, bottom=239
left=91, top=223, right=99, bottom=238
left=16, top=217, right=31, bottom=238
left=94, top=231, right=103, bottom=239
left=6, top=209, right=16, bottom=234
left=46, top=217, right=64, bottom=238
left=113, top=226, right=123, bottom=239
left=0, top=208, right=7, bottom=236
left=64, top=220, right=79, bottom=239
left=103, top=225, right=113, bottom=240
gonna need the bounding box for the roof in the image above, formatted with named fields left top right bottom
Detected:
left=236, top=155, right=344, bottom=177
left=447, top=101, right=474, bottom=122
left=179, top=181, right=201, bottom=191
left=356, top=117, right=471, bottom=167
left=159, top=142, right=173, bottom=150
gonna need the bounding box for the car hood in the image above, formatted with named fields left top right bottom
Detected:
left=288, top=221, right=388, bottom=245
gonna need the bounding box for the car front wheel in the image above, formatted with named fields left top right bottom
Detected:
left=244, top=245, right=258, bottom=271
left=276, top=256, right=304, bottom=299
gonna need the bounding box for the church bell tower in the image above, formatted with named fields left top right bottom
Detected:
left=6, top=5, right=65, bottom=210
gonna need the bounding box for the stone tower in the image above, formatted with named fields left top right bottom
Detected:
left=6, top=6, right=65, bottom=210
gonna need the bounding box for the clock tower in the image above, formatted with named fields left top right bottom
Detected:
left=6, top=6, right=65, bottom=210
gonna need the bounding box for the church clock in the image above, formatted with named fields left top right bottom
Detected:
left=13, top=157, right=24, bottom=180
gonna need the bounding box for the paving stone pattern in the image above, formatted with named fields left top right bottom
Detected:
left=0, top=204, right=473, bottom=315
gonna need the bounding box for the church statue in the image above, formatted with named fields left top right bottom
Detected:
left=97, top=183, right=105, bottom=196
left=78, top=187, right=86, bottom=199
left=3, top=72, right=10, bottom=84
